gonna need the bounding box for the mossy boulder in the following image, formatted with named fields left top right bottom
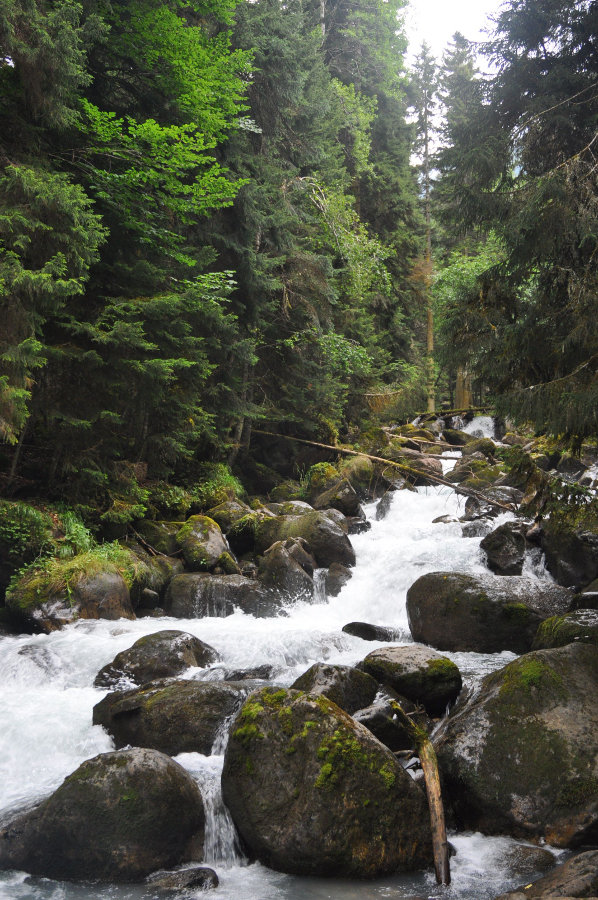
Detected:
left=290, top=663, right=378, bottom=714
left=303, top=462, right=342, bottom=502
left=124, top=543, right=183, bottom=606
left=359, top=644, right=462, bottom=717
left=461, top=437, right=497, bottom=458
left=164, top=573, right=272, bottom=618
left=254, top=511, right=355, bottom=568
left=311, top=477, right=362, bottom=517
left=480, top=522, right=526, bottom=576
left=175, top=515, right=230, bottom=571
left=442, top=428, right=475, bottom=446
left=0, top=748, right=205, bottom=881
left=541, top=511, right=598, bottom=589
left=434, top=644, right=598, bottom=846
left=135, top=520, right=181, bottom=556
left=269, top=480, right=303, bottom=502
left=6, top=559, right=135, bottom=633
left=532, top=609, right=598, bottom=650
left=93, top=679, right=245, bottom=756
left=204, top=499, right=253, bottom=533
left=94, top=629, right=219, bottom=688
left=221, top=687, right=433, bottom=877
left=257, top=538, right=315, bottom=601
left=339, top=455, right=375, bottom=499
left=406, top=572, right=572, bottom=654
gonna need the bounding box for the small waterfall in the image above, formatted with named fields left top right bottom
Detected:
left=313, top=568, right=327, bottom=604
left=177, top=753, right=246, bottom=868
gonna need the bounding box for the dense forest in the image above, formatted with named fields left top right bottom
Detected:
left=1, top=0, right=597, bottom=525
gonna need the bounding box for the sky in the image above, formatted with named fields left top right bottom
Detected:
left=404, top=0, right=503, bottom=64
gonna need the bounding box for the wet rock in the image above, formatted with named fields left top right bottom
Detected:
left=359, top=644, right=462, bottom=717
left=6, top=567, right=135, bottom=633
left=221, top=687, right=433, bottom=877
left=342, top=621, right=399, bottom=642
left=254, top=511, right=355, bottom=568
left=338, top=455, right=375, bottom=500
left=146, top=865, right=219, bottom=892
left=346, top=515, right=370, bottom=534
left=164, top=573, right=273, bottom=618
left=493, top=849, right=598, bottom=899
left=0, top=748, right=205, bottom=882
left=406, top=572, right=572, bottom=654
left=94, top=630, right=219, bottom=688
left=325, top=563, right=352, bottom=596
left=353, top=691, right=432, bottom=752
left=461, top=519, right=493, bottom=538
left=290, top=663, right=378, bottom=714
left=175, top=515, right=230, bottom=571
left=434, top=644, right=598, bottom=847
left=571, top=590, right=598, bottom=610
left=461, top=487, right=523, bottom=521
left=312, top=477, right=362, bottom=517
left=375, top=492, right=394, bottom=521
left=258, top=538, right=315, bottom=600
left=480, top=522, right=526, bottom=576
left=532, top=608, right=598, bottom=649
left=93, top=679, right=245, bottom=756
left=442, top=428, right=475, bottom=446
left=224, top=664, right=275, bottom=681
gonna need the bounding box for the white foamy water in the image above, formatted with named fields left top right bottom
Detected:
left=0, top=433, right=561, bottom=899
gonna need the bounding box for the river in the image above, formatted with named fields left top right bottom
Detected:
left=0, top=420, right=566, bottom=899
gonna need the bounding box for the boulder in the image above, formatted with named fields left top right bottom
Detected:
left=0, top=748, right=204, bottom=881
left=290, top=663, right=378, bottom=714
left=135, top=520, right=181, bottom=557
left=541, top=521, right=598, bottom=589
left=338, top=455, right=375, bottom=499
left=254, top=511, right=355, bottom=568
left=406, top=572, right=572, bottom=654
left=326, top=563, right=352, bottom=596
left=164, top=573, right=273, bottom=618
left=6, top=566, right=135, bottom=633
left=311, top=478, right=362, bottom=517
left=94, top=630, right=219, bottom=688
left=359, top=644, right=462, bottom=717
left=204, top=500, right=252, bottom=533
left=175, top=515, right=230, bottom=571
left=93, top=679, right=245, bottom=756
left=442, top=428, right=475, bottom=446
left=257, top=538, right=315, bottom=600
left=493, top=849, right=598, bottom=899
left=342, top=621, right=399, bottom=642
left=461, top=487, right=523, bottom=521
left=434, top=644, right=598, bottom=846
left=353, top=691, right=433, bottom=753
left=221, top=687, right=433, bottom=877
left=532, top=608, right=598, bottom=649
left=480, top=522, right=526, bottom=576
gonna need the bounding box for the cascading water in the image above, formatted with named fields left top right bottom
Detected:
left=0, top=430, right=565, bottom=899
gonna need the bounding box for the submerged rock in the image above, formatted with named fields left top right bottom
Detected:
left=434, top=644, right=598, bottom=847
left=406, top=572, right=572, bottom=654
left=0, top=749, right=204, bottom=882
left=257, top=538, right=315, bottom=600
left=93, top=679, right=245, bottom=756
left=164, top=573, right=272, bottom=618
left=359, top=644, right=462, bottom=717
left=146, top=865, right=219, bottom=892
left=221, top=687, right=433, bottom=877
left=94, top=629, right=219, bottom=688
left=494, top=849, right=598, bottom=899
left=342, top=621, right=399, bottom=642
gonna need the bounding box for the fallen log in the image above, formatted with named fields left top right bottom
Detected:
left=391, top=702, right=450, bottom=886
left=251, top=429, right=516, bottom=513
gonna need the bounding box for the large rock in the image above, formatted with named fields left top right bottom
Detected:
left=6, top=566, right=135, bottom=633
left=532, top=608, right=598, bottom=649
left=359, top=644, right=462, bottom=717
left=221, top=687, right=432, bottom=877
left=406, top=572, right=572, bottom=654
left=164, top=573, right=272, bottom=618
left=494, top=849, right=598, bottom=899
left=342, top=621, right=399, bottom=642
left=353, top=691, right=433, bottom=753
left=93, top=679, right=245, bottom=756
left=94, top=630, right=219, bottom=688
left=311, top=478, right=362, bottom=517
left=175, top=515, right=230, bottom=571
left=0, top=748, right=204, bottom=881
left=257, top=538, right=315, bottom=601
left=480, top=522, right=526, bottom=576
left=254, top=511, right=355, bottom=568
left=541, top=520, right=598, bottom=589
left=290, top=663, right=378, bottom=714
left=204, top=500, right=252, bottom=533
left=434, top=644, right=598, bottom=846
